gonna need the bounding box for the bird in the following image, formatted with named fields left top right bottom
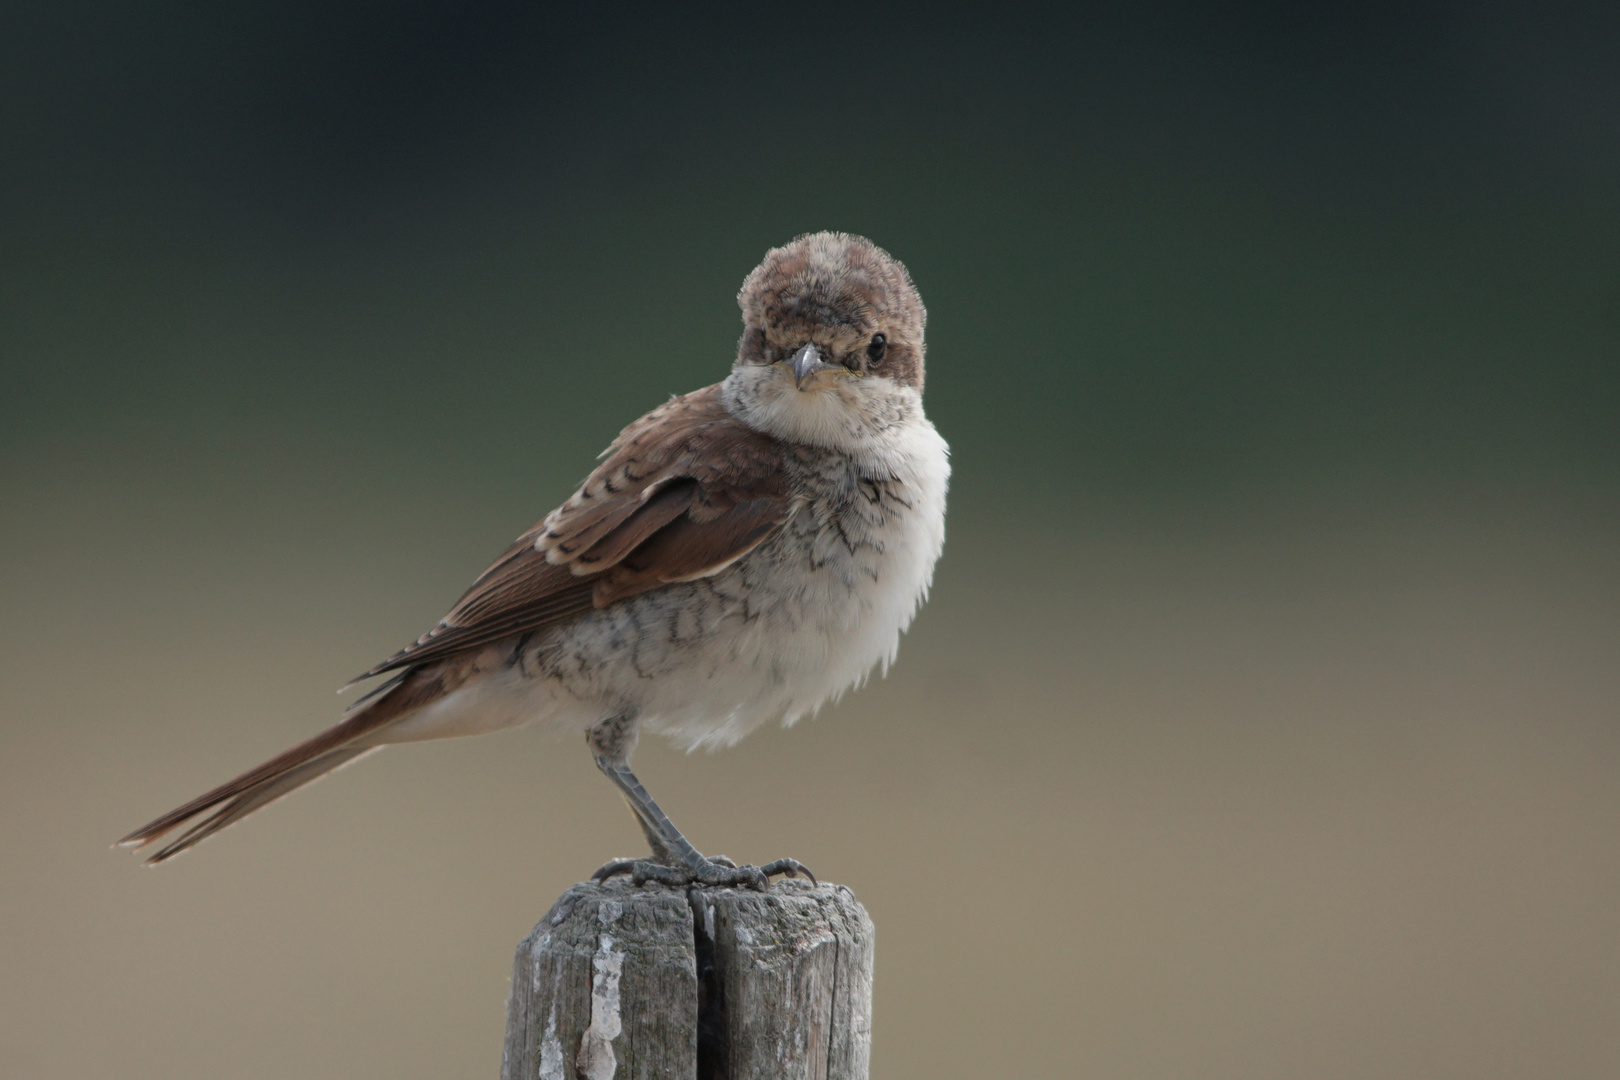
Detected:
left=118, top=231, right=950, bottom=889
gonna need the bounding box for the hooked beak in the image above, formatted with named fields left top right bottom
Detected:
left=788, top=343, right=836, bottom=390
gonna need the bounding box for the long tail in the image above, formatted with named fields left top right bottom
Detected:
left=122, top=746, right=381, bottom=864
left=118, top=665, right=458, bottom=864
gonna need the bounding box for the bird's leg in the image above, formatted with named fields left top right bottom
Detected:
left=592, top=756, right=765, bottom=888
left=584, top=713, right=813, bottom=890
left=628, top=794, right=683, bottom=868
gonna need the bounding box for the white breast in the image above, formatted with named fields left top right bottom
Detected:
left=520, top=414, right=950, bottom=750
left=389, top=399, right=951, bottom=753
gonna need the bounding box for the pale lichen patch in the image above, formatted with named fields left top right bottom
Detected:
left=576, top=932, right=626, bottom=1080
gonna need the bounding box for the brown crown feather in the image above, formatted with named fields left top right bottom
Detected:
left=737, top=231, right=928, bottom=391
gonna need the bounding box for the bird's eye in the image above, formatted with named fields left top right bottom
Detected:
left=866, top=333, right=887, bottom=363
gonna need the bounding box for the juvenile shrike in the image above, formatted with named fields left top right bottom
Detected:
left=121, top=231, right=950, bottom=889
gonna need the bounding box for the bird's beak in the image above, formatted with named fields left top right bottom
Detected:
left=787, top=343, right=835, bottom=391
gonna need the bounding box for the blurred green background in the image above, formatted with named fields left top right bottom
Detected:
left=3, top=5, right=1617, bottom=1078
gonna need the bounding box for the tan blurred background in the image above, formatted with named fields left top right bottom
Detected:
left=3, top=6, right=1618, bottom=1078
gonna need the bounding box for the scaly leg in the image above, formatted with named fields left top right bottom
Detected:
left=585, top=713, right=813, bottom=890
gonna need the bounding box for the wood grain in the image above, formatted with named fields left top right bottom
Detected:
left=503, top=879, right=873, bottom=1080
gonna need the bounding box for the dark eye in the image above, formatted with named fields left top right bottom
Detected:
left=866, top=333, right=887, bottom=362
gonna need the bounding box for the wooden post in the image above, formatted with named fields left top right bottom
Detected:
left=502, top=878, right=874, bottom=1080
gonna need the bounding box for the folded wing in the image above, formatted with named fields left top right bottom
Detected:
left=357, top=384, right=793, bottom=678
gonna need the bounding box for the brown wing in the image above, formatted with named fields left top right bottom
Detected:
left=355, top=384, right=793, bottom=679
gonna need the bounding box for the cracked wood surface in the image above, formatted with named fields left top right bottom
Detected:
left=503, top=878, right=873, bottom=1080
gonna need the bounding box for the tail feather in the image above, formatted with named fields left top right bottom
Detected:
left=139, top=746, right=379, bottom=864
left=118, top=660, right=468, bottom=865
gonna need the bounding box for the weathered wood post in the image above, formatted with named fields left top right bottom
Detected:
left=502, top=877, right=874, bottom=1080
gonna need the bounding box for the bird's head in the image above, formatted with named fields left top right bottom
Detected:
left=727, top=232, right=928, bottom=446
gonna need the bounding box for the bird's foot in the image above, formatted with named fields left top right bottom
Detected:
left=591, top=854, right=815, bottom=891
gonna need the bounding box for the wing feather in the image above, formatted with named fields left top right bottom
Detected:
left=356, top=384, right=792, bottom=679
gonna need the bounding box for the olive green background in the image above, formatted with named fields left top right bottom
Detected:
left=3, top=6, right=1616, bottom=1078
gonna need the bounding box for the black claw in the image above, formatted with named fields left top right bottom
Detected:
left=591, top=858, right=640, bottom=883
left=759, top=858, right=817, bottom=886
